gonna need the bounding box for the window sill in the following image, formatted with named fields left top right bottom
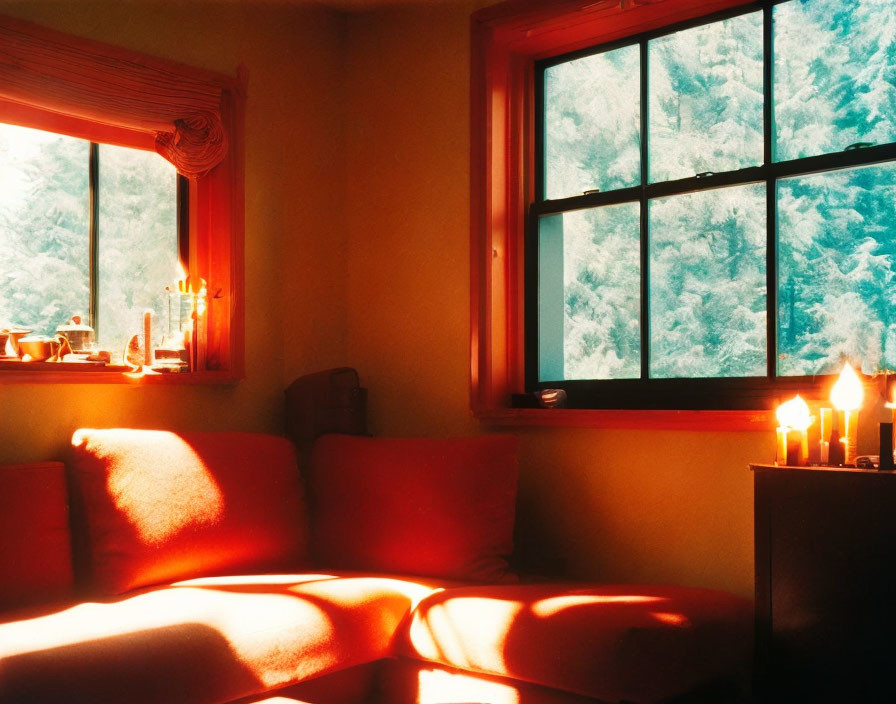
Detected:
left=0, top=364, right=239, bottom=385
left=476, top=407, right=774, bottom=431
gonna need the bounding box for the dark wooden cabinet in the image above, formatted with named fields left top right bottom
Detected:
left=752, top=464, right=896, bottom=703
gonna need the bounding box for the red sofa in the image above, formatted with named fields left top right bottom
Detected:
left=0, top=426, right=752, bottom=704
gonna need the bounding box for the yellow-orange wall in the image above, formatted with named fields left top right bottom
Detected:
left=0, top=1, right=348, bottom=462
left=0, top=0, right=768, bottom=598
left=344, top=2, right=765, bottom=597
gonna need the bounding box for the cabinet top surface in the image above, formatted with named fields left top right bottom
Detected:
left=750, top=463, right=896, bottom=476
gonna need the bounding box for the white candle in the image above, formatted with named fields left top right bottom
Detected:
left=831, top=363, right=863, bottom=466
left=143, top=310, right=152, bottom=367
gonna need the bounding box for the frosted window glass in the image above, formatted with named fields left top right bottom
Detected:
left=97, top=144, right=177, bottom=349
left=544, top=45, right=640, bottom=200
left=0, top=122, right=89, bottom=336
left=650, top=184, right=767, bottom=378
left=778, top=163, right=896, bottom=376
left=648, top=11, right=763, bottom=183
left=538, top=203, right=641, bottom=381
left=774, top=0, right=896, bottom=162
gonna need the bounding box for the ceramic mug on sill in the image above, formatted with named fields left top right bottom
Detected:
left=17, top=335, right=67, bottom=362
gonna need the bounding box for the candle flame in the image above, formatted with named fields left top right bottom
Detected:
left=831, top=362, right=863, bottom=411
left=776, top=394, right=812, bottom=431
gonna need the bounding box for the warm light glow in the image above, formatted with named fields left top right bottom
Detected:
left=531, top=593, right=664, bottom=618
left=72, top=429, right=224, bottom=545
left=775, top=395, right=812, bottom=431
left=418, top=667, right=520, bottom=704
left=831, top=362, right=863, bottom=411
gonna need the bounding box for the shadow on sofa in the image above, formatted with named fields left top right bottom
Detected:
left=0, top=622, right=261, bottom=704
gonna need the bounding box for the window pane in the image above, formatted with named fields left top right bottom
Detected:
left=0, top=122, right=89, bottom=337
left=774, top=0, right=896, bottom=162
left=777, top=162, right=896, bottom=376
left=650, top=184, right=766, bottom=378
left=648, top=11, right=763, bottom=183
left=544, top=44, right=640, bottom=200
left=538, top=203, right=641, bottom=381
left=97, top=144, right=177, bottom=350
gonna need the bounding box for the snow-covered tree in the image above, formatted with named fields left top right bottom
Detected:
left=0, top=124, right=90, bottom=336
left=540, top=0, right=896, bottom=382
left=1, top=122, right=178, bottom=351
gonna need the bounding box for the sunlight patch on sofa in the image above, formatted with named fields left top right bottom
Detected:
left=411, top=597, right=523, bottom=670
left=531, top=593, right=665, bottom=617
left=73, top=428, right=224, bottom=545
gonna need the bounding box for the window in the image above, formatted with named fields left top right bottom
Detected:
left=0, top=15, right=244, bottom=382
left=472, top=0, right=896, bottom=419
left=1, top=122, right=182, bottom=356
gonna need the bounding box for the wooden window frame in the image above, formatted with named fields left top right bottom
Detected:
left=0, top=23, right=244, bottom=385
left=469, top=0, right=780, bottom=430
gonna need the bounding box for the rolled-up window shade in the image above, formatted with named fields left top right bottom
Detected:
left=0, top=15, right=234, bottom=177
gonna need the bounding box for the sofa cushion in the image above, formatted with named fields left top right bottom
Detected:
left=0, top=572, right=442, bottom=704
left=70, top=429, right=310, bottom=594
left=398, top=583, right=753, bottom=704
left=309, top=434, right=518, bottom=583
left=0, top=461, right=74, bottom=612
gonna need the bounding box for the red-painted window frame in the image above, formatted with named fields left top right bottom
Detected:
left=469, top=0, right=774, bottom=430
left=0, top=37, right=244, bottom=385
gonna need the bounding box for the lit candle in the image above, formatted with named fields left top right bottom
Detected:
left=776, top=395, right=813, bottom=466
left=830, top=362, right=863, bottom=466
